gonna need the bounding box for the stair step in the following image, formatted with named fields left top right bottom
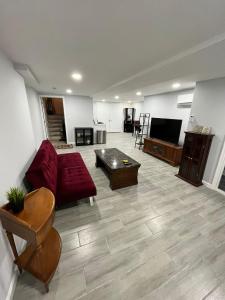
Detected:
left=49, top=130, right=63, bottom=134
left=49, top=132, right=63, bottom=137
left=47, top=120, right=64, bottom=124
left=48, top=129, right=63, bottom=133
left=48, top=126, right=63, bottom=131
left=49, top=132, right=63, bottom=136
left=49, top=137, right=62, bottom=142
left=47, top=119, right=64, bottom=123
left=49, top=135, right=63, bottom=140
left=47, top=119, right=63, bottom=124
left=46, top=114, right=65, bottom=142
left=47, top=114, right=64, bottom=119
left=48, top=127, right=63, bottom=132
left=48, top=124, right=63, bottom=128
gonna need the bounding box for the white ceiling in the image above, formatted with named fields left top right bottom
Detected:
left=1, top=0, right=225, bottom=100
left=97, top=81, right=196, bottom=103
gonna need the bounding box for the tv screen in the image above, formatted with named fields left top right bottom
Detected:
left=150, top=118, right=182, bottom=145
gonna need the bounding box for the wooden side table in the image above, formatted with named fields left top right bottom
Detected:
left=0, top=187, right=62, bottom=292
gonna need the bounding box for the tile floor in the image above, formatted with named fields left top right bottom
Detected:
left=14, top=133, right=225, bottom=300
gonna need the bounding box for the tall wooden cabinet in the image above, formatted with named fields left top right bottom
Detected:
left=176, top=132, right=214, bottom=186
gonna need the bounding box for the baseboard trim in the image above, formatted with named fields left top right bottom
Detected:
left=202, top=180, right=225, bottom=196
left=202, top=180, right=213, bottom=189
left=6, top=267, right=19, bottom=300
left=5, top=239, right=26, bottom=300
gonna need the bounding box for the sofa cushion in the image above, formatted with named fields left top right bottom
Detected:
left=57, top=153, right=96, bottom=205
left=26, top=140, right=58, bottom=195
left=58, top=152, right=81, bottom=168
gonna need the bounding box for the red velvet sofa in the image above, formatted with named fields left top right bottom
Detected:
left=26, top=140, right=96, bottom=207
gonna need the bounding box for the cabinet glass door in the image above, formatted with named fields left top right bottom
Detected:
left=84, top=129, right=92, bottom=145
left=76, top=129, right=84, bottom=145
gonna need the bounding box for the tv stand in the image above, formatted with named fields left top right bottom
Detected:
left=143, top=138, right=183, bottom=166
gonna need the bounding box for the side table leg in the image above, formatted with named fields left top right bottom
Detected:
left=6, top=231, right=22, bottom=274
left=45, top=283, right=49, bottom=293
left=89, top=196, right=94, bottom=206
left=95, top=156, right=100, bottom=168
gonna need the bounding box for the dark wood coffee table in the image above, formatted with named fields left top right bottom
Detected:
left=94, top=148, right=141, bottom=190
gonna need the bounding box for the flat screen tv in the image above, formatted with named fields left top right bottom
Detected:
left=150, top=118, right=182, bottom=145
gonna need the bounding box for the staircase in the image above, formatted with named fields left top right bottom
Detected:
left=47, top=114, right=66, bottom=143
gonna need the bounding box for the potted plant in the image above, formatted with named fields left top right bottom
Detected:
left=7, top=187, right=25, bottom=213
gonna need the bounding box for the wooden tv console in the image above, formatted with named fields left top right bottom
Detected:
left=143, top=137, right=183, bottom=166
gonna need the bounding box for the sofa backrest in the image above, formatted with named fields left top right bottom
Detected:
left=26, top=140, right=58, bottom=195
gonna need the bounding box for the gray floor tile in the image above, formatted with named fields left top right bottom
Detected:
left=13, top=133, right=225, bottom=300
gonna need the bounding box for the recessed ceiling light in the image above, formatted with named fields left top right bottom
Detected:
left=71, top=72, right=82, bottom=81
left=128, top=101, right=132, bottom=104
left=172, top=82, right=181, bottom=89
left=136, top=91, right=142, bottom=96
left=102, top=99, right=105, bottom=102
left=66, top=89, right=72, bottom=94
left=114, top=95, right=119, bottom=99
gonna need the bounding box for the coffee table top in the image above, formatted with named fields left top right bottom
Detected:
left=94, top=148, right=141, bottom=170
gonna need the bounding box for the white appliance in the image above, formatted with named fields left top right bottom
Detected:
left=93, top=102, right=123, bottom=133
left=177, top=93, right=193, bottom=106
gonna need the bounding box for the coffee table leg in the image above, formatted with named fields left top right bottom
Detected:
left=45, top=283, right=49, bottom=293
left=109, top=173, right=116, bottom=190
left=109, top=169, right=139, bottom=190
left=95, top=156, right=101, bottom=168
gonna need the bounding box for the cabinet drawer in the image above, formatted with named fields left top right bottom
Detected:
left=143, top=138, right=182, bottom=166
left=150, top=143, right=166, bottom=156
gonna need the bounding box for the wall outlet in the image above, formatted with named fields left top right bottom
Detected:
left=189, top=115, right=195, bottom=123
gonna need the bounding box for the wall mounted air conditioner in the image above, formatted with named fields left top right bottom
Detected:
left=177, top=93, right=193, bottom=106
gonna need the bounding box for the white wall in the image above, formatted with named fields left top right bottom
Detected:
left=190, top=78, right=225, bottom=184
left=93, top=101, right=144, bottom=132
left=133, top=102, right=144, bottom=120
left=144, top=90, right=193, bottom=144
left=26, top=87, right=45, bottom=148
left=64, top=95, right=93, bottom=143
left=93, top=102, right=124, bottom=132
left=0, top=51, right=36, bottom=300
left=93, top=101, right=109, bottom=128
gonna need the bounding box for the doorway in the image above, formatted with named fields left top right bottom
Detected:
left=108, top=103, right=123, bottom=132
left=212, top=139, right=225, bottom=195
left=94, top=102, right=123, bottom=132
left=41, top=97, right=67, bottom=145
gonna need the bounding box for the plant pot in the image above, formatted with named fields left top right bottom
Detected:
left=10, top=201, right=24, bottom=213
